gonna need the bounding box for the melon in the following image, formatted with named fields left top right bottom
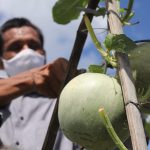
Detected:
left=129, top=42, right=150, bottom=99
left=59, top=73, right=129, bottom=150
left=58, top=43, right=150, bottom=150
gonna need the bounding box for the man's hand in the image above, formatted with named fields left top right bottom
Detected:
left=0, top=57, right=86, bottom=105
left=31, top=58, right=68, bottom=98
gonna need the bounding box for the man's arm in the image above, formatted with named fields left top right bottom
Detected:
left=0, top=58, right=68, bottom=106
left=0, top=72, right=34, bottom=105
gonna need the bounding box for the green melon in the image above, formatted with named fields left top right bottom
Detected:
left=59, top=73, right=129, bottom=150
left=129, top=42, right=150, bottom=100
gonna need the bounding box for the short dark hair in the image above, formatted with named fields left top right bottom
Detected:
left=1, top=17, right=44, bottom=47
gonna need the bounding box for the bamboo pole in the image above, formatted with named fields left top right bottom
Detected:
left=106, top=0, right=147, bottom=149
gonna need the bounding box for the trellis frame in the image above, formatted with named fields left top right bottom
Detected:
left=42, top=0, right=148, bottom=150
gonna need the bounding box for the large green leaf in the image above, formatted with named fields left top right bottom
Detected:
left=52, top=0, right=89, bottom=24
left=104, top=33, right=137, bottom=53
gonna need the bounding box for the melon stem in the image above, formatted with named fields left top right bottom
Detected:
left=99, top=107, right=128, bottom=150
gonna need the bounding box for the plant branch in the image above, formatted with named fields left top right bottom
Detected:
left=122, top=0, right=134, bottom=22
left=84, top=15, right=117, bottom=67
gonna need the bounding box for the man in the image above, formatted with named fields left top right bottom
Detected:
left=0, top=18, right=81, bottom=150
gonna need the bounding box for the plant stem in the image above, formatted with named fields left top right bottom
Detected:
left=84, top=15, right=117, bottom=67
left=122, top=0, right=134, bottom=22
left=84, top=15, right=106, bottom=56
left=99, top=107, right=128, bottom=150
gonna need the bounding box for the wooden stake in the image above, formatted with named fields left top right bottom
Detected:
left=106, top=0, right=147, bottom=149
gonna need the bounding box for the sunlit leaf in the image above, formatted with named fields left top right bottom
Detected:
left=88, top=64, right=106, bottom=73
left=104, top=33, right=137, bottom=53
left=52, top=0, right=89, bottom=24
left=104, top=33, right=113, bottom=51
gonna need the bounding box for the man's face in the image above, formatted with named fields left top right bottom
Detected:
left=2, top=26, right=45, bottom=60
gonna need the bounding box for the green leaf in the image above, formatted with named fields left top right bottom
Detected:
left=96, top=7, right=106, bottom=17
left=104, top=33, right=113, bottom=51
left=119, top=8, right=126, bottom=14
left=52, top=0, right=89, bottom=24
left=88, top=64, right=106, bottom=73
left=104, top=34, right=137, bottom=53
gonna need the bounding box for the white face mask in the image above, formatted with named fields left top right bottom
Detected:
left=3, top=48, right=45, bottom=76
